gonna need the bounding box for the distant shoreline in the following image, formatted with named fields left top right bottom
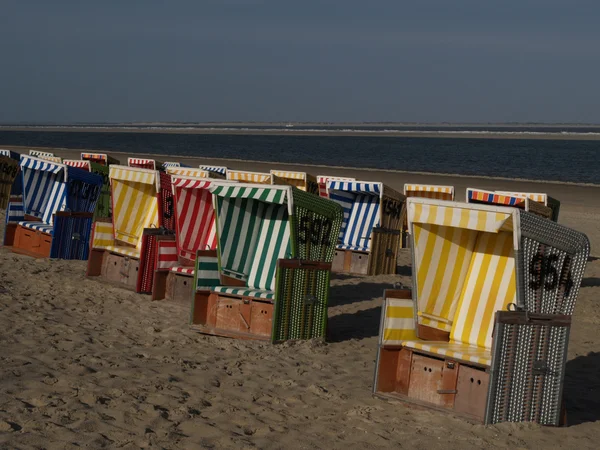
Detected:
left=3, top=125, right=600, bottom=140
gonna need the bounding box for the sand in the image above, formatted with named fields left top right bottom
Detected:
left=1, top=150, right=600, bottom=449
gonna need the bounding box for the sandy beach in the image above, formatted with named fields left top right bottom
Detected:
left=1, top=148, right=600, bottom=449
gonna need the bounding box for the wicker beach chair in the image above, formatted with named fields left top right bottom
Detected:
left=316, top=176, right=356, bottom=198
left=226, top=169, right=272, bottom=184
left=151, top=176, right=237, bottom=303
left=81, top=152, right=120, bottom=166
left=466, top=188, right=553, bottom=219
left=496, top=190, right=561, bottom=222
left=86, top=165, right=174, bottom=290
left=9, top=155, right=103, bottom=259
left=199, top=165, right=227, bottom=178
left=0, top=152, right=20, bottom=209
left=191, top=182, right=343, bottom=342
left=373, top=198, right=589, bottom=425
left=63, top=160, right=113, bottom=219
left=327, top=180, right=406, bottom=275
left=270, top=170, right=319, bottom=195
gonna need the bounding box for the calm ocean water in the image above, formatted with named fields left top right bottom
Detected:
left=0, top=128, right=599, bottom=184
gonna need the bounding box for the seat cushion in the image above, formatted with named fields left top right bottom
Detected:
left=104, top=245, right=140, bottom=259
left=403, top=340, right=491, bottom=367
left=170, top=265, right=195, bottom=276
left=212, top=286, right=275, bottom=300
left=18, top=221, right=54, bottom=235
left=337, top=243, right=369, bottom=252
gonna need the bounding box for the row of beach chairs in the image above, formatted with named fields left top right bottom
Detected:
left=0, top=148, right=588, bottom=426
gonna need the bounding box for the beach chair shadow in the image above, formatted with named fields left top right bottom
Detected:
left=329, top=281, right=397, bottom=308
left=564, top=352, right=600, bottom=425
left=327, top=306, right=381, bottom=342
left=581, top=277, right=600, bottom=287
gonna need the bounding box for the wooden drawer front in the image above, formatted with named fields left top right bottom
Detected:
left=250, top=301, right=273, bottom=337
left=454, top=365, right=489, bottom=421
left=332, top=250, right=345, bottom=272
left=408, top=354, right=457, bottom=408
left=350, top=251, right=369, bottom=275
left=215, top=297, right=244, bottom=332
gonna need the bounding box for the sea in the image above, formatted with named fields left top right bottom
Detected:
left=1, top=124, right=599, bottom=185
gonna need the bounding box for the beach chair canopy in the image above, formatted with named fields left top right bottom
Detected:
left=20, top=155, right=103, bottom=226
left=382, top=198, right=588, bottom=359
left=164, top=161, right=191, bottom=168
left=29, top=150, right=55, bottom=159
left=0, top=149, right=20, bottom=160
left=109, top=165, right=160, bottom=249
left=166, top=167, right=211, bottom=178
left=171, top=176, right=220, bottom=261
left=63, top=160, right=92, bottom=171
left=488, top=190, right=560, bottom=221
left=326, top=180, right=385, bottom=252
left=270, top=170, right=318, bottom=194
left=81, top=152, right=120, bottom=166
left=317, top=175, right=355, bottom=198
left=128, top=157, right=157, bottom=170
left=404, top=184, right=455, bottom=200
left=226, top=170, right=271, bottom=184
left=466, top=187, right=553, bottom=219
left=199, top=165, right=227, bottom=177
left=208, top=182, right=342, bottom=297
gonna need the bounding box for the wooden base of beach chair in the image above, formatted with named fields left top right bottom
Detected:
left=190, top=291, right=274, bottom=341
left=87, top=250, right=141, bottom=290
left=375, top=347, right=490, bottom=423
left=12, top=225, right=52, bottom=258
left=332, top=249, right=370, bottom=275
left=3, top=223, right=17, bottom=246
left=157, top=271, right=194, bottom=305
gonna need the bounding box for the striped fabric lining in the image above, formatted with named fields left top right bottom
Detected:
left=18, top=221, right=54, bottom=234
left=404, top=184, right=455, bottom=200
left=90, top=221, right=114, bottom=248
left=166, top=167, right=210, bottom=178
left=170, top=266, right=195, bottom=275
left=496, top=191, right=547, bottom=205
left=212, top=286, right=275, bottom=300
left=20, top=156, right=67, bottom=225
left=227, top=170, right=272, bottom=184
left=156, top=240, right=178, bottom=269
left=382, top=297, right=418, bottom=345
left=63, top=160, right=92, bottom=171
left=128, top=158, right=156, bottom=170
left=104, top=245, right=141, bottom=258
left=172, top=178, right=217, bottom=260
left=110, top=166, right=160, bottom=247
left=195, top=255, right=220, bottom=289
left=316, top=176, right=355, bottom=198
left=6, top=200, right=24, bottom=223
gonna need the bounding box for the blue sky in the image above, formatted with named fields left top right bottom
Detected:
left=1, top=1, right=599, bottom=123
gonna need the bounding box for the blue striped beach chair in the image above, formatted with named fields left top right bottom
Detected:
left=28, top=150, right=61, bottom=163
left=191, top=182, right=343, bottom=342
left=374, top=197, right=589, bottom=425
left=199, top=165, right=227, bottom=178
left=10, top=155, right=103, bottom=259
left=327, top=180, right=406, bottom=275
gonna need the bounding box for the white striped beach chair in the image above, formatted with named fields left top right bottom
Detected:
left=151, top=176, right=236, bottom=303
left=81, top=152, right=120, bottom=166
left=191, top=182, right=343, bottom=342
left=270, top=170, right=319, bottom=195
left=87, top=165, right=163, bottom=290
left=316, top=175, right=355, bottom=198
left=28, top=150, right=61, bottom=163
left=227, top=169, right=272, bottom=184
left=374, top=198, right=589, bottom=425
left=327, top=180, right=406, bottom=275
left=10, top=155, right=103, bottom=259
left=466, top=188, right=553, bottom=219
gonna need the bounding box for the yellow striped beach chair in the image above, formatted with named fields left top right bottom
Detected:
left=270, top=170, right=319, bottom=195
left=374, top=198, right=589, bottom=425
left=227, top=169, right=272, bottom=184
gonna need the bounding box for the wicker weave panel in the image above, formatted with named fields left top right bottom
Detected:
left=50, top=214, right=94, bottom=260
left=0, top=156, right=19, bottom=210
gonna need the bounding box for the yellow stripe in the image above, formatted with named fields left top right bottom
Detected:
left=383, top=328, right=417, bottom=342
left=386, top=305, right=414, bottom=318
left=166, top=167, right=209, bottom=177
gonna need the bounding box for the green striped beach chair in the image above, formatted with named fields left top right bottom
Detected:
left=191, top=182, right=343, bottom=342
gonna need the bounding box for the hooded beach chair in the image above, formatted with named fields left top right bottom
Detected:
left=199, top=165, right=227, bottom=178
left=10, top=155, right=103, bottom=259
left=327, top=180, right=406, bottom=275
left=191, top=182, right=343, bottom=342
left=270, top=170, right=319, bottom=195
left=0, top=152, right=20, bottom=209
left=165, top=167, right=219, bottom=179
left=28, top=150, right=60, bottom=162
left=496, top=190, right=561, bottom=222
left=316, top=176, right=356, bottom=198
left=81, top=152, right=120, bottom=166
left=373, top=198, right=589, bottom=425
left=226, top=169, right=272, bottom=184
left=128, top=157, right=162, bottom=170
left=151, top=177, right=238, bottom=303
left=64, top=160, right=112, bottom=219
left=87, top=165, right=173, bottom=290
left=466, top=188, right=553, bottom=219
left=163, top=161, right=190, bottom=169
left=401, top=184, right=455, bottom=247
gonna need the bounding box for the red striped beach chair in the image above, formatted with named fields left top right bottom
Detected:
left=374, top=198, right=589, bottom=425
left=128, top=157, right=162, bottom=170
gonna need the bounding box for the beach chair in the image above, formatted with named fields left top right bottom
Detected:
left=128, top=157, right=162, bottom=170
left=316, top=176, right=356, bottom=198
left=327, top=180, right=406, bottom=275
left=374, top=198, right=589, bottom=425
left=270, top=170, right=319, bottom=195
left=466, top=188, right=553, bottom=219
left=191, top=182, right=343, bottom=342
left=163, top=161, right=190, bottom=169
left=165, top=167, right=217, bottom=178
left=63, top=160, right=112, bottom=219
left=86, top=165, right=173, bottom=290
left=199, top=165, right=227, bottom=178
left=10, top=155, right=103, bottom=259
left=151, top=176, right=237, bottom=303
left=28, top=150, right=60, bottom=162
left=496, top=191, right=561, bottom=222
left=0, top=152, right=20, bottom=209
left=81, top=152, right=120, bottom=166
left=401, top=184, right=455, bottom=248
left=226, top=169, right=272, bottom=184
